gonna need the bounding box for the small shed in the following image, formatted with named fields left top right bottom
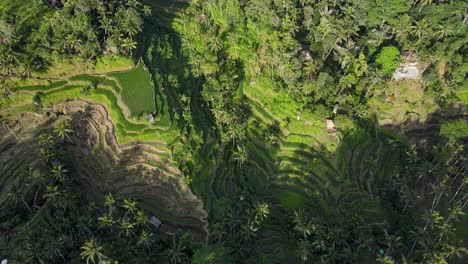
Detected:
left=150, top=216, right=162, bottom=228
left=300, top=46, right=313, bottom=61
left=146, top=114, right=154, bottom=123
left=325, top=119, right=337, bottom=133
left=393, top=51, right=421, bottom=80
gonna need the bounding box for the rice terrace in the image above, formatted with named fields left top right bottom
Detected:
left=0, top=0, right=467, bottom=263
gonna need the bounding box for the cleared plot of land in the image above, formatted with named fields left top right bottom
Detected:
left=110, top=63, right=156, bottom=115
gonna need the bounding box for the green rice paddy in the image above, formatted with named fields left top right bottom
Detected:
left=110, top=62, right=156, bottom=115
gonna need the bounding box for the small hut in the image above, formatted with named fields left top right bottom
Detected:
left=300, top=46, right=313, bottom=61
left=150, top=216, right=163, bottom=228
left=325, top=119, right=337, bottom=133
left=146, top=113, right=154, bottom=123
left=393, top=51, right=421, bottom=80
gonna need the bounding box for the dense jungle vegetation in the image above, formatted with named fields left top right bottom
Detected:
left=0, top=0, right=467, bottom=263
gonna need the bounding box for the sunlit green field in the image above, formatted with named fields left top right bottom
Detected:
left=110, top=62, right=156, bottom=115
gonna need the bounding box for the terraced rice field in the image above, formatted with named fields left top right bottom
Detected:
left=0, top=99, right=208, bottom=241
left=110, top=62, right=156, bottom=115
left=8, top=65, right=169, bottom=144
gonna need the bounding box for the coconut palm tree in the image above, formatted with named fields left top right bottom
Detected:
left=126, top=0, right=141, bottom=9
left=293, top=210, right=317, bottom=238
left=99, top=16, right=113, bottom=39
left=121, top=38, right=137, bottom=56
left=137, top=230, right=154, bottom=250
left=241, top=220, right=259, bottom=239
left=143, top=5, right=152, bottom=17
left=54, top=120, right=73, bottom=140
left=232, top=145, right=248, bottom=167
left=208, top=36, right=222, bottom=52
left=253, top=202, right=270, bottom=223
left=165, top=236, right=187, bottom=264
left=411, top=19, right=429, bottom=42
left=51, top=164, right=68, bottom=182
left=80, top=239, right=104, bottom=264
left=135, top=209, right=149, bottom=227
left=415, top=0, right=433, bottom=12
left=42, top=185, right=63, bottom=204
left=122, top=198, right=138, bottom=215
left=118, top=217, right=136, bottom=237
left=39, top=133, right=54, bottom=149
left=104, top=193, right=116, bottom=213
left=297, top=239, right=312, bottom=263
left=97, top=213, right=116, bottom=231
left=39, top=147, right=55, bottom=163
left=303, top=60, right=318, bottom=79
left=436, top=24, right=454, bottom=40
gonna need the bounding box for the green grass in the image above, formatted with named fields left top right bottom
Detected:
left=95, top=56, right=134, bottom=73
left=110, top=63, right=156, bottom=115
left=13, top=80, right=68, bottom=92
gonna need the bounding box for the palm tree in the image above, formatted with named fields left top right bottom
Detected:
left=104, top=193, right=116, bottom=213
left=42, top=185, right=63, bottom=205
left=436, top=24, right=454, bottom=40
left=80, top=239, right=104, bottom=264
left=411, top=19, right=429, bottom=42
left=137, top=230, right=154, bottom=250
left=225, top=124, right=246, bottom=145
left=44, top=15, right=56, bottom=31
left=99, top=16, right=113, bottom=39
left=135, top=209, right=149, bottom=227
left=208, top=36, right=222, bottom=52
left=97, top=213, right=116, bottom=231
left=126, top=0, right=141, bottom=9
left=51, top=164, right=68, bottom=182
left=121, top=38, right=137, bottom=56
left=241, top=220, right=259, bottom=239
left=254, top=202, right=270, bottom=223
left=64, top=34, right=83, bottom=54
left=313, top=238, right=328, bottom=254
left=39, top=147, right=55, bottom=163
left=303, top=60, right=318, bottom=79
left=54, top=120, right=73, bottom=140
left=297, top=239, right=312, bottom=262
left=122, top=198, right=138, bottom=215
left=118, top=217, right=136, bottom=237
left=143, top=5, right=152, bottom=17
left=415, top=0, right=433, bottom=12
left=39, top=133, right=54, bottom=149
left=232, top=145, right=248, bottom=167
left=165, top=237, right=187, bottom=264
left=293, top=210, right=317, bottom=238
